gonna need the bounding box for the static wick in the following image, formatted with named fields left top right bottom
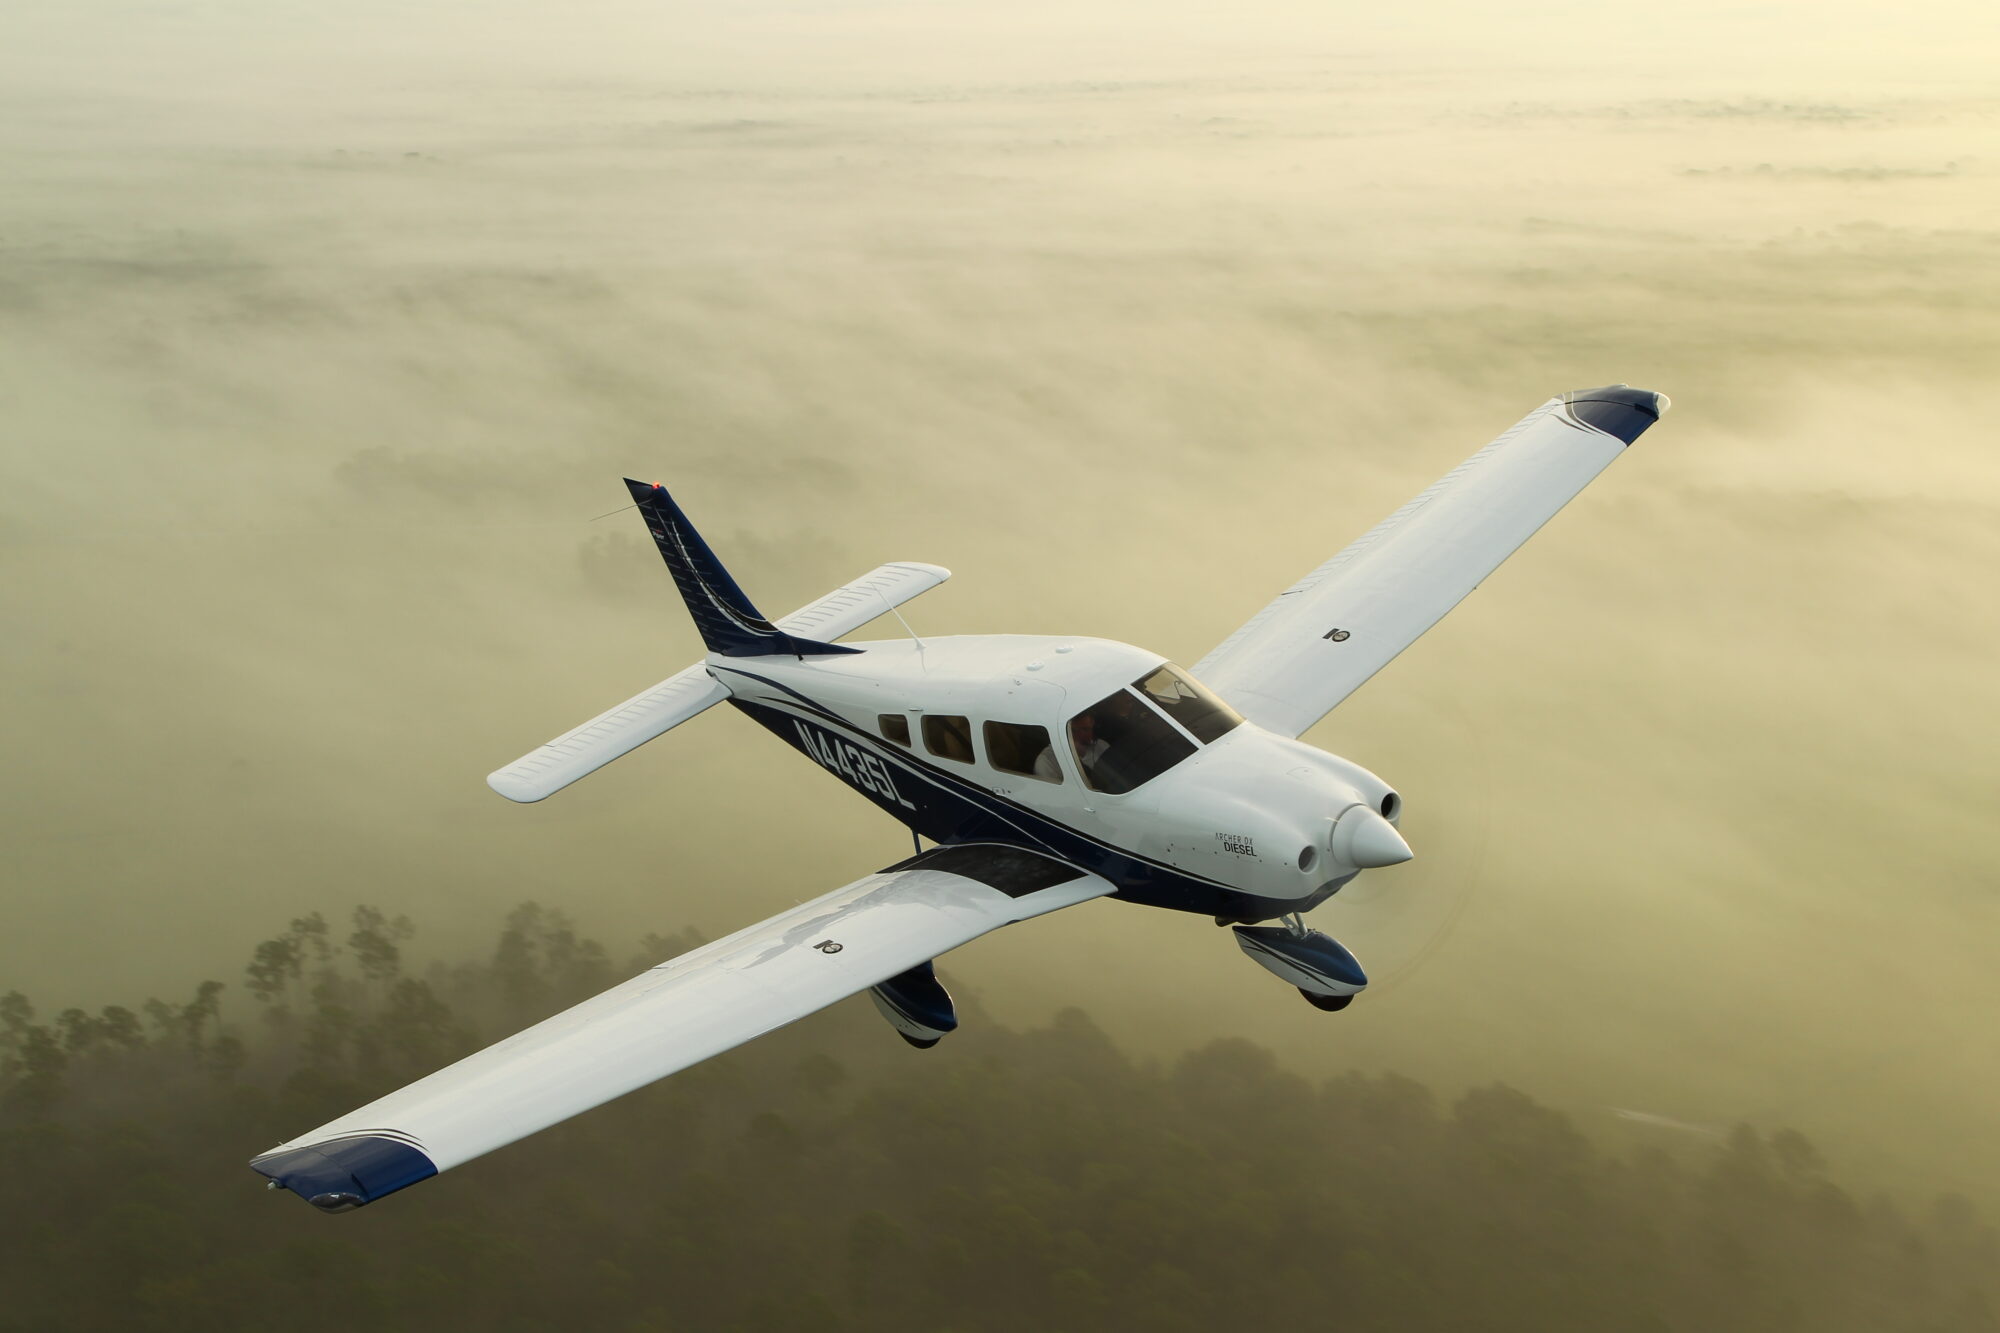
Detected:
left=590, top=503, right=639, bottom=522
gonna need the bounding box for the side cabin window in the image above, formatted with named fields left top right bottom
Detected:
left=1133, top=665, right=1243, bottom=744
left=879, top=714, right=911, bottom=747
left=1069, top=687, right=1197, bottom=795
left=984, top=721, right=1062, bottom=784
left=922, top=714, right=975, bottom=764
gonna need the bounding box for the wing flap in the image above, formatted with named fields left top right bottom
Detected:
left=486, top=561, right=951, bottom=802
left=252, top=846, right=1108, bottom=1210
left=1194, top=388, right=1666, bottom=737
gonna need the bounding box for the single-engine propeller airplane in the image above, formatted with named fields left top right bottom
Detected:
left=252, top=384, right=1668, bottom=1211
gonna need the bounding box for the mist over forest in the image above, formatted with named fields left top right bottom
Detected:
left=6, top=905, right=1996, bottom=1332
left=4, top=0, right=1998, bottom=1323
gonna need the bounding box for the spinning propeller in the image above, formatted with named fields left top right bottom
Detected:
left=1317, top=698, right=1491, bottom=998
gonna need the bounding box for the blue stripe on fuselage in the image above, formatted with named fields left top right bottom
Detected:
left=715, top=666, right=1341, bottom=920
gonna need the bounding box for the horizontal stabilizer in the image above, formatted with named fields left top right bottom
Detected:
left=486, top=561, right=951, bottom=802
left=774, top=560, right=951, bottom=642
left=486, top=664, right=728, bottom=803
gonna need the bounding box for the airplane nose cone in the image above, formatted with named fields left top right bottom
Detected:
left=1332, top=806, right=1413, bottom=870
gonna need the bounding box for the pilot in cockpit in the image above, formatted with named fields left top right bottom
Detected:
left=1031, top=725, right=1067, bottom=782
left=1060, top=709, right=1110, bottom=784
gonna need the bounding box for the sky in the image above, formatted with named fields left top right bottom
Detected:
left=3, top=0, right=1997, bottom=1206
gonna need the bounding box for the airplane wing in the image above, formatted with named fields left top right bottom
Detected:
left=250, top=843, right=1110, bottom=1212
left=487, top=560, right=950, bottom=803
left=1193, top=386, right=1668, bottom=737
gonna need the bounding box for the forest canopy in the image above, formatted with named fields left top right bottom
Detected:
left=3, top=906, right=1994, bottom=1333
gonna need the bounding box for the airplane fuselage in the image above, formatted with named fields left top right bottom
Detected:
left=711, top=634, right=1407, bottom=923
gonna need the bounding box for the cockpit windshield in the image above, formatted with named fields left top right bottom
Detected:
left=1133, top=665, right=1243, bottom=744
left=1069, top=688, right=1196, bottom=794
left=1068, top=664, right=1244, bottom=794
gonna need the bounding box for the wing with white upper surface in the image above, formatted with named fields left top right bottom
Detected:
left=1193, top=386, right=1667, bottom=738
left=251, top=843, right=1110, bottom=1212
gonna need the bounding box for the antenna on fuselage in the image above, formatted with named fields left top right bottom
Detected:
left=877, top=585, right=925, bottom=652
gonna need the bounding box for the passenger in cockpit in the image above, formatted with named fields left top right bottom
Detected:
left=1033, top=739, right=1063, bottom=782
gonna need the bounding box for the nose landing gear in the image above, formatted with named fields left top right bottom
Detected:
left=1232, top=914, right=1368, bottom=1012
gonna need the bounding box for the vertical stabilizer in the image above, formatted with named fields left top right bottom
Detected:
left=623, top=479, right=860, bottom=658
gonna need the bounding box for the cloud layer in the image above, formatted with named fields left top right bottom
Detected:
left=4, top=0, right=1996, bottom=1206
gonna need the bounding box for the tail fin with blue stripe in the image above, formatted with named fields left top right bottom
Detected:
left=624, top=479, right=861, bottom=658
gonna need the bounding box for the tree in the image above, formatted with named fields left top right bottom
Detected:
left=348, top=906, right=415, bottom=988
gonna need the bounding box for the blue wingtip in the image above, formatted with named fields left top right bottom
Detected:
left=1565, top=385, right=1670, bottom=445
left=251, top=1135, right=438, bottom=1213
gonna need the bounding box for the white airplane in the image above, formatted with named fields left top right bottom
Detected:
left=252, top=385, right=1667, bottom=1211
